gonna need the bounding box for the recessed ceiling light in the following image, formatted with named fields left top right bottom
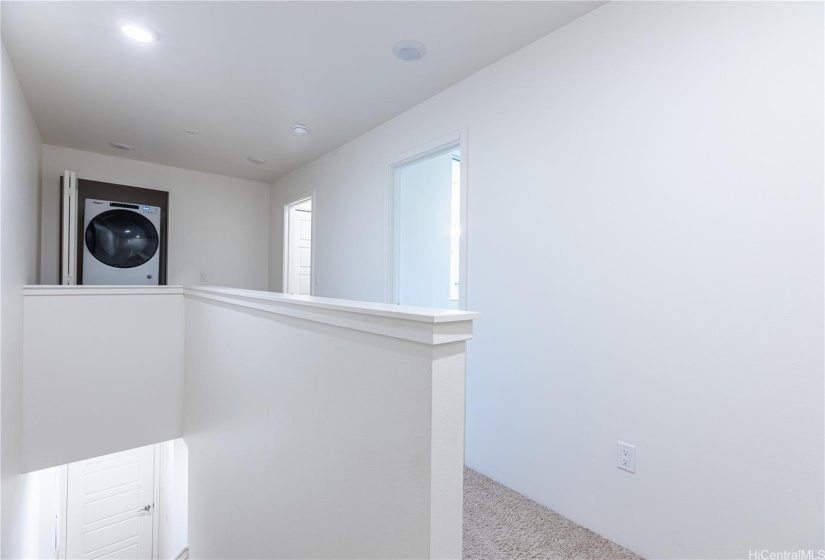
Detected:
left=292, top=125, right=309, bottom=136
left=247, top=157, right=266, bottom=164
left=119, top=21, right=159, bottom=43
left=109, top=142, right=132, bottom=151
left=393, top=40, right=426, bottom=62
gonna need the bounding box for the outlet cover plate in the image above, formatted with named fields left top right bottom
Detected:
left=617, top=441, right=635, bottom=473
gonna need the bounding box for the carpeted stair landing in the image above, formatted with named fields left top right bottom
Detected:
left=463, top=467, right=643, bottom=560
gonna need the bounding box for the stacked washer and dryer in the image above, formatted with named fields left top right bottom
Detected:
left=83, top=199, right=163, bottom=285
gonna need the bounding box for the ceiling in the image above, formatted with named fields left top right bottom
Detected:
left=1, top=1, right=605, bottom=183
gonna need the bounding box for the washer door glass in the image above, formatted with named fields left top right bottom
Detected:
left=85, top=209, right=159, bottom=268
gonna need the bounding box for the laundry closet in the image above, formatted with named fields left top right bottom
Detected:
left=61, top=172, right=169, bottom=286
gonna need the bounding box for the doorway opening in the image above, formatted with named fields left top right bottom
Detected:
left=25, top=440, right=189, bottom=560
left=284, top=195, right=313, bottom=295
left=389, top=131, right=468, bottom=309
left=60, top=174, right=170, bottom=286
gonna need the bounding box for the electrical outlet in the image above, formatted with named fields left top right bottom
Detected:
left=617, top=441, right=635, bottom=473
left=199, top=272, right=207, bottom=283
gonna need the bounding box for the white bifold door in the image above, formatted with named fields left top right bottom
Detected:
left=61, top=170, right=79, bottom=285
left=66, top=446, right=156, bottom=559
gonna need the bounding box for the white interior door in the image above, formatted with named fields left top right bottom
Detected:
left=287, top=198, right=312, bottom=295
left=66, top=446, right=156, bottom=560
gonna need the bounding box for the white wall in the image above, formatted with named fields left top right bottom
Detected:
left=269, top=3, right=825, bottom=558
left=183, top=287, right=474, bottom=559
left=18, top=282, right=474, bottom=558
left=1, top=42, right=43, bottom=559
left=159, top=439, right=188, bottom=560
left=41, top=145, right=270, bottom=289
left=22, top=286, right=184, bottom=472
left=10, top=465, right=63, bottom=560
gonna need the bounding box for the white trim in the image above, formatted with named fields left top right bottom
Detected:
left=24, top=285, right=183, bottom=297
left=386, top=130, right=466, bottom=170
left=385, top=128, right=470, bottom=309
left=184, top=286, right=477, bottom=345
left=23, top=284, right=478, bottom=344
left=458, top=130, right=470, bottom=310
left=429, top=342, right=467, bottom=558
left=184, top=285, right=477, bottom=323
left=390, top=163, right=403, bottom=305
left=22, top=284, right=476, bottom=323
left=57, top=465, right=68, bottom=560
left=282, top=190, right=316, bottom=295
left=152, top=444, right=161, bottom=560
left=23, top=284, right=477, bottom=322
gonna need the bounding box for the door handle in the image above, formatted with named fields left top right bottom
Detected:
left=137, top=504, right=151, bottom=513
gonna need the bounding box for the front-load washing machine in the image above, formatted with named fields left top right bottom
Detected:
left=83, top=199, right=162, bottom=285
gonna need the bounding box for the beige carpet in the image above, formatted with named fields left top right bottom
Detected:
left=463, top=468, right=643, bottom=560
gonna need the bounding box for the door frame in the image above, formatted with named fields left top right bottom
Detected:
left=283, top=191, right=315, bottom=295
left=56, top=444, right=161, bottom=560
left=385, top=128, right=469, bottom=309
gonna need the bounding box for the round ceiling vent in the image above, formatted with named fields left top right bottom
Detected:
left=247, top=157, right=266, bottom=164
left=393, top=40, right=427, bottom=62
left=108, top=142, right=132, bottom=151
